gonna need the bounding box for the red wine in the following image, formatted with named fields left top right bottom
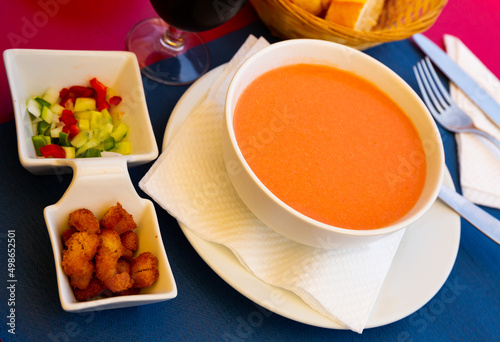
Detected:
left=150, top=0, right=248, bottom=32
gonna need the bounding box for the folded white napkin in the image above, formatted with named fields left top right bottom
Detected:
left=139, top=35, right=405, bottom=333
left=444, top=35, right=500, bottom=209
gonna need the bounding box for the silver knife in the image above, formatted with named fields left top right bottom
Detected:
left=439, top=184, right=500, bottom=245
left=413, top=33, right=500, bottom=128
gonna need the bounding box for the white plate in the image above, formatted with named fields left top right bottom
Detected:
left=162, top=65, right=461, bottom=329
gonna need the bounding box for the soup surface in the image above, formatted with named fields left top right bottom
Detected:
left=233, top=64, right=426, bottom=230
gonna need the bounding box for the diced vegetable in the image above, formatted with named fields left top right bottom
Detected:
left=90, top=77, right=110, bottom=111
left=60, top=94, right=75, bottom=110
left=90, top=111, right=103, bottom=130
left=78, top=119, right=90, bottom=130
left=35, top=97, right=51, bottom=108
left=74, top=97, right=96, bottom=112
left=62, top=146, right=76, bottom=158
left=82, top=148, right=102, bottom=158
left=68, top=124, right=79, bottom=139
left=32, top=135, right=47, bottom=155
left=40, top=144, right=65, bottom=158
left=75, top=111, right=93, bottom=120
left=76, top=137, right=100, bottom=156
left=109, top=96, right=122, bottom=106
left=27, top=98, right=42, bottom=118
left=111, top=141, right=131, bottom=155
left=58, top=132, right=71, bottom=147
left=69, top=86, right=95, bottom=98
left=59, top=88, right=70, bottom=99
left=103, top=137, right=115, bottom=151
left=37, top=121, right=51, bottom=135
left=26, top=78, right=130, bottom=159
left=50, top=126, right=64, bottom=139
left=42, top=88, right=59, bottom=105
left=70, top=130, right=89, bottom=148
left=59, top=110, right=77, bottom=126
left=40, top=106, right=54, bottom=124
left=110, top=123, right=129, bottom=142
left=50, top=103, right=65, bottom=115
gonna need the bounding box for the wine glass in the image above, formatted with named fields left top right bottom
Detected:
left=127, top=0, right=248, bottom=85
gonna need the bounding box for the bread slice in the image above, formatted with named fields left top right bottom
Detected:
left=325, top=0, right=385, bottom=31
left=290, top=0, right=323, bottom=16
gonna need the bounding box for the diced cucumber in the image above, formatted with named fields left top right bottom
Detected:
left=74, top=97, right=96, bottom=112
left=37, top=121, right=51, bottom=135
left=94, top=128, right=110, bottom=142
left=90, top=111, right=102, bottom=130
left=111, top=141, right=131, bottom=155
left=31, top=122, right=38, bottom=136
left=58, top=132, right=71, bottom=146
left=50, top=125, right=63, bottom=138
left=103, top=137, right=115, bottom=151
left=40, top=106, right=54, bottom=124
left=110, top=123, right=128, bottom=142
left=43, top=136, right=51, bottom=145
left=74, top=110, right=94, bottom=120
left=100, top=109, right=114, bottom=133
left=35, top=96, right=51, bottom=108
left=101, top=109, right=112, bottom=121
left=78, top=119, right=90, bottom=130
left=42, top=88, right=59, bottom=105
left=32, top=135, right=47, bottom=156
left=99, top=131, right=111, bottom=142
left=103, top=122, right=114, bottom=134
left=27, top=98, right=42, bottom=118
left=81, top=148, right=101, bottom=158
left=70, top=130, right=89, bottom=148
left=50, top=103, right=65, bottom=115
left=62, top=146, right=75, bottom=158
left=76, top=137, right=99, bottom=156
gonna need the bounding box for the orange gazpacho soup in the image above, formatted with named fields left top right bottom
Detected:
left=233, top=64, right=426, bottom=230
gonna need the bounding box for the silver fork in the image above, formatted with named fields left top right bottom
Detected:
left=413, top=57, right=500, bottom=149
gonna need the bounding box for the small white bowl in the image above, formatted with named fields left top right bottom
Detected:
left=223, top=39, right=445, bottom=249
left=44, top=158, right=177, bottom=312
left=3, top=49, right=158, bottom=175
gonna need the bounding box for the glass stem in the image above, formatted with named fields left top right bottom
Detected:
left=161, top=26, right=185, bottom=51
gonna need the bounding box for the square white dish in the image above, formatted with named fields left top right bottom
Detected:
left=3, top=49, right=158, bottom=174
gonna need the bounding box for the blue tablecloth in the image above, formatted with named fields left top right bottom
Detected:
left=1, top=22, right=499, bottom=342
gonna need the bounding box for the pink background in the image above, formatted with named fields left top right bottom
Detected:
left=1, top=0, right=499, bottom=123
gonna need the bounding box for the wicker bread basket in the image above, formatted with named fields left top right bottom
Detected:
left=250, top=0, right=448, bottom=50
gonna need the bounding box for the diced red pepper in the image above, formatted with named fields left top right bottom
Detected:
left=59, top=88, right=70, bottom=100
left=59, top=117, right=77, bottom=126
left=90, top=77, right=110, bottom=111
left=109, top=96, right=122, bottom=106
left=89, top=77, right=106, bottom=92
left=68, top=124, right=79, bottom=139
left=69, top=85, right=95, bottom=98
left=59, top=112, right=77, bottom=126
left=40, top=144, right=66, bottom=158
left=60, top=94, right=76, bottom=109
left=62, top=109, right=73, bottom=116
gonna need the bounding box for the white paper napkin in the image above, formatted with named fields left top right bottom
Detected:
left=444, top=35, right=500, bottom=209
left=140, top=36, right=405, bottom=333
